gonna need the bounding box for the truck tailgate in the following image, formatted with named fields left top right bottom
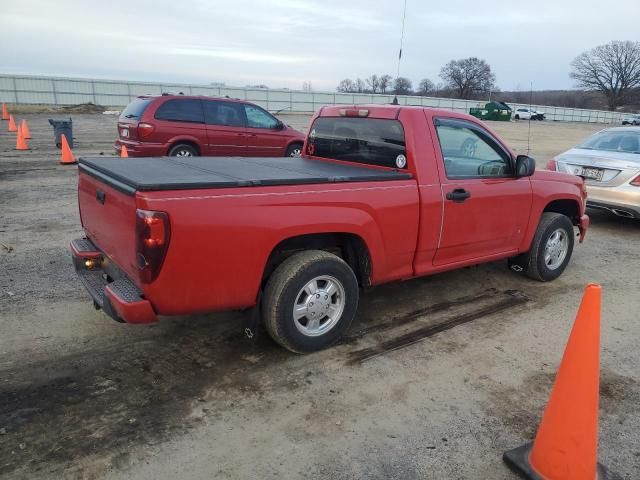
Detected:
left=78, top=167, right=139, bottom=281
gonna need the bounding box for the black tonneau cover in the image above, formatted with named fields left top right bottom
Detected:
left=78, top=156, right=413, bottom=194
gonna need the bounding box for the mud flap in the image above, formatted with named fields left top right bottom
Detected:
left=243, top=290, right=262, bottom=344
left=508, top=256, right=525, bottom=273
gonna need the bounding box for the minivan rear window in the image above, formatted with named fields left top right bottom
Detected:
left=307, top=117, right=407, bottom=169
left=120, top=98, right=152, bottom=119
left=155, top=99, right=204, bottom=123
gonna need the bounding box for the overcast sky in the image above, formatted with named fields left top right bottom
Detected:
left=1, top=0, right=639, bottom=92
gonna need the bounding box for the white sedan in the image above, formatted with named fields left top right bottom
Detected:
left=513, top=108, right=545, bottom=121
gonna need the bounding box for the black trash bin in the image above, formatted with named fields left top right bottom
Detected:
left=48, top=118, right=73, bottom=148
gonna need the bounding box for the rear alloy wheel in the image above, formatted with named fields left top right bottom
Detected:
left=511, top=212, right=575, bottom=282
left=168, top=144, right=199, bottom=157
left=262, top=250, right=359, bottom=353
left=460, top=138, right=477, bottom=157
left=286, top=144, right=303, bottom=157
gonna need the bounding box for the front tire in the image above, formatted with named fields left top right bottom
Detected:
left=512, top=212, right=575, bottom=282
left=262, top=250, right=359, bottom=353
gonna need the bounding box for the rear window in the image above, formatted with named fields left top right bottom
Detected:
left=307, top=117, right=407, bottom=169
left=579, top=130, right=640, bottom=154
left=155, top=99, right=204, bottom=123
left=120, top=98, right=152, bottom=120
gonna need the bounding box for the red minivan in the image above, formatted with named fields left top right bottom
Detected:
left=114, top=95, right=306, bottom=158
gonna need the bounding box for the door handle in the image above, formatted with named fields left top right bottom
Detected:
left=446, top=188, right=471, bottom=203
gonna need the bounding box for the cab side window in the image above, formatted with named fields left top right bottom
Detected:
left=435, top=119, right=513, bottom=178
left=244, top=105, right=279, bottom=129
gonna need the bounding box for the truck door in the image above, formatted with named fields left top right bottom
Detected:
left=431, top=117, right=532, bottom=266
left=202, top=100, right=248, bottom=156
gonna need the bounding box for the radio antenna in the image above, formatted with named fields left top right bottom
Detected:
left=392, top=0, right=408, bottom=105
left=527, top=81, right=533, bottom=155
left=397, top=0, right=408, bottom=78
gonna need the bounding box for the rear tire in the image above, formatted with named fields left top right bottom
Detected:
left=511, top=212, right=575, bottom=282
left=262, top=250, right=359, bottom=353
left=285, top=143, right=303, bottom=157
left=168, top=143, right=199, bottom=157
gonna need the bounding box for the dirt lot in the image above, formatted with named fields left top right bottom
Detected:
left=1, top=114, right=638, bottom=479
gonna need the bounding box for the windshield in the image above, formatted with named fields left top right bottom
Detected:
left=578, top=130, right=640, bottom=154
left=120, top=97, right=152, bottom=120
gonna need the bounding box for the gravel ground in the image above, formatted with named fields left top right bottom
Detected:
left=0, top=113, right=638, bottom=479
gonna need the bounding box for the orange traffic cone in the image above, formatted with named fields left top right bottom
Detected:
left=8, top=114, right=17, bottom=132
left=503, top=284, right=619, bottom=480
left=1, top=103, right=8, bottom=120
left=60, top=133, right=76, bottom=165
left=15, top=125, right=29, bottom=150
left=21, top=119, right=31, bottom=139
left=121, top=144, right=129, bottom=158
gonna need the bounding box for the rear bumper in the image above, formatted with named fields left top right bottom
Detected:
left=585, top=186, right=640, bottom=219
left=71, top=238, right=157, bottom=324
left=114, top=139, right=168, bottom=157
left=587, top=200, right=640, bottom=219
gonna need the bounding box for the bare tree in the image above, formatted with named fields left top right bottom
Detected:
left=417, top=78, right=435, bottom=96
left=570, top=41, right=640, bottom=110
left=337, top=79, right=357, bottom=93
left=393, top=77, right=413, bottom=95
left=439, top=57, right=496, bottom=99
left=379, top=74, right=392, bottom=93
left=355, top=78, right=366, bottom=93
left=302, top=81, right=313, bottom=92
left=365, top=75, right=380, bottom=93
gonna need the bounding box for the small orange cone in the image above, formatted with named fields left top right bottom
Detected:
left=21, top=119, right=31, bottom=139
left=503, top=284, right=619, bottom=480
left=121, top=144, right=129, bottom=158
left=15, top=125, right=29, bottom=150
left=60, top=133, right=76, bottom=165
left=1, top=103, right=8, bottom=120
left=8, top=114, right=17, bottom=132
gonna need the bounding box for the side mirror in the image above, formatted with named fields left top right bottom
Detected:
left=515, top=154, right=536, bottom=177
left=275, top=120, right=285, bottom=131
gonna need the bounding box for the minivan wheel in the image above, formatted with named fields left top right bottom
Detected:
left=286, top=144, right=303, bottom=157
left=262, top=250, right=359, bottom=353
left=169, top=144, right=199, bottom=157
left=515, top=114, right=520, bottom=120
left=511, top=212, right=575, bottom=282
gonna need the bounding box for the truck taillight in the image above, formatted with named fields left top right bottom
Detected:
left=138, top=122, right=155, bottom=138
left=339, top=108, right=369, bottom=117
left=136, top=209, right=170, bottom=283
left=631, top=175, right=640, bottom=187
left=546, top=159, right=557, bottom=171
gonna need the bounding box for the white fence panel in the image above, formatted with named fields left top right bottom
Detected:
left=0, top=74, right=629, bottom=124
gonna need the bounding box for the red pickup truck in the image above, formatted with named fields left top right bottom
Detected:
left=72, top=105, right=589, bottom=353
